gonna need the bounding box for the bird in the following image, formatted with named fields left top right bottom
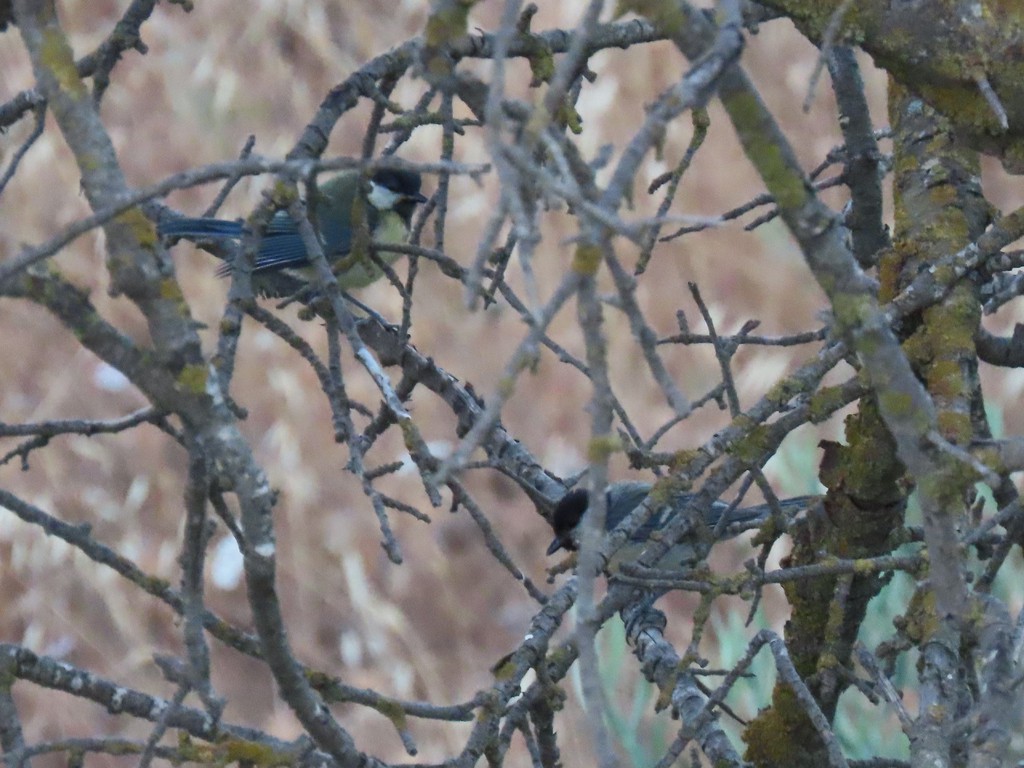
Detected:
left=546, top=480, right=813, bottom=571
left=158, top=168, right=428, bottom=297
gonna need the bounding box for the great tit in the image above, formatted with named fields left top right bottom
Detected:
left=158, top=168, right=427, bottom=297
left=546, top=481, right=813, bottom=571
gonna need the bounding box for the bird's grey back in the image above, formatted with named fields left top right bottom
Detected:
left=607, top=481, right=812, bottom=541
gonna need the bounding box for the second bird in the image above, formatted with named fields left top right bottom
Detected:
left=547, top=481, right=813, bottom=571
left=159, top=168, right=427, bottom=297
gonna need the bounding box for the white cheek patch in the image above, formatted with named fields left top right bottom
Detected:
left=367, top=181, right=402, bottom=210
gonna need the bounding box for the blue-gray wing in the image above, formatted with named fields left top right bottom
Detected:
left=247, top=207, right=357, bottom=273
left=162, top=214, right=311, bottom=275
left=604, top=482, right=656, bottom=534
left=248, top=212, right=309, bottom=273
left=206, top=213, right=311, bottom=276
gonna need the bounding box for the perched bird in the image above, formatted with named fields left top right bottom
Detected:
left=158, top=168, right=427, bottom=297
left=547, top=481, right=813, bottom=570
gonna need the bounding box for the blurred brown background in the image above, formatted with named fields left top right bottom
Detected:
left=2, top=1, right=1024, bottom=765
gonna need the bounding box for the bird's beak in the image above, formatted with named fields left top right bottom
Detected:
left=409, top=192, right=428, bottom=204
left=546, top=536, right=565, bottom=556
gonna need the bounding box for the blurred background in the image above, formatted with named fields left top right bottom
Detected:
left=2, top=1, right=1024, bottom=765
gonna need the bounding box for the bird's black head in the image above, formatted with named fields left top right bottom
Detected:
left=367, top=168, right=428, bottom=223
left=546, top=488, right=590, bottom=555
left=370, top=168, right=428, bottom=203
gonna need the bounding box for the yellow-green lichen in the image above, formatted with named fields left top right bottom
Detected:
left=723, top=91, right=807, bottom=212
left=527, top=48, right=555, bottom=87
left=112, top=208, right=159, bottom=249
left=177, top=363, right=208, bottom=395
left=221, top=739, right=290, bottom=766
left=731, top=423, right=774, bottom=464
left=493, top=375, right=516, bottom=399
left=158, top=277, right=185, bottom=303
left=492, top=659, right=517, bottom=681
left=876, top=388, right=915, bottom=419
left=902, top=586, right=939, bottom=644
left=424, top=0, right=474, bottom=48
left=616, top=0, right=687, bottom=36
left=40, top=27, right=86, bottom=98
left=585, top=434, right=623, bottom=462
left=571, top=242, right=602, bottom=275
left=665, top=449, right=701, bottom=474
left=808, top=385, right=854, bottom=424
left=374, top=698, right=409, bottom=731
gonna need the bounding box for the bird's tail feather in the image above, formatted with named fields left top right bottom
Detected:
left=724, top=494, right=816, bottom=525
left=157, top=218, right=244, bottom=239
